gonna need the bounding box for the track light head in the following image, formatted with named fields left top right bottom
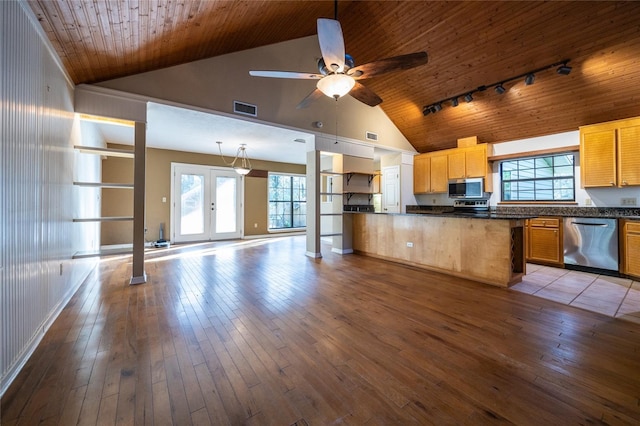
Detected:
left=464, top=93, right=473, bottom=103
left=494, top=84, right=506, bottom=94
left=525, top=73, right=535, bottom=85
left=422, top=106, right=431, bottom=116
left=433, top=103, right=442, bottom=112
left=451, top=97, right=459, bottom=107
left=556, top=63, right=572, bottom=75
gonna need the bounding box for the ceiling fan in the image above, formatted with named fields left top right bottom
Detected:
left=249, top=12, right=428, bottom=109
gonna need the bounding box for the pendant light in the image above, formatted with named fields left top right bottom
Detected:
left=216, top=141, right=252, bottom=175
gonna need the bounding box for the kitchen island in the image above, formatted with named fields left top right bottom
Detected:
left=351, top=212, right=526, bottom=287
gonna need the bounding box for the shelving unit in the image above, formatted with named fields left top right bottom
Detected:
left=73, top=145, right=135, bottom=258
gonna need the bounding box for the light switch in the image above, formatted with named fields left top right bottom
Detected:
left=162, top=197, right=167, bottom=203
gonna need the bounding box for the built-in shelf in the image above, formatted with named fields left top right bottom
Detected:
left=345, top=171, right=380, bottom=185
left=319, top=192, right=343, bottom=196
left=345, top=192, right=376, bottom=203
left=73, top=216, right=134, bottom=222
left=74, top=181, right=134, bottom=189
left=73, top=248, right=133, bottom=259
left=74, top=145, right=134, bottom=158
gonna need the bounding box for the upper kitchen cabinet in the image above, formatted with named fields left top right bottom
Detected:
left=414, top=152, right=448, bottom=194
left=580, top=117, right=640, bottom=188
left=447, top=144, right=494, bottom=192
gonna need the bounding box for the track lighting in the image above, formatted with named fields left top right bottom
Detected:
left=422, top=58, right=571, bottom=117
left=524, top=73, right=535, bottom=85
left=556, top=63, right=572, bottom=75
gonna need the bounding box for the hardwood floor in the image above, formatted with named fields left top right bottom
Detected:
left=2, top=235, right=640, bottom=425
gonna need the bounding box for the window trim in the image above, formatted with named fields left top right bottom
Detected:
left=267, top=172, right=307, bottom=231
left=499, top=153, right=576, bottom=203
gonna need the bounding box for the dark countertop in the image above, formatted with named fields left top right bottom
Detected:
left=406, top=205, right=640, bottom=219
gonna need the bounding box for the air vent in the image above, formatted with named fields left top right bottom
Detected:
left=233, top=101, right=257, bottom=117
left=365, top=131, right=378, bottom=141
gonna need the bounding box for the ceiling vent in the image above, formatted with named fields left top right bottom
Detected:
left=233, top=101, right=257, bottom=117
left=365, top=131, right=378, bottom=142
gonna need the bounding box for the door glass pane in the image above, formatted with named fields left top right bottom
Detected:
left=181, top=174, right=204, bottom=235
left=216, top=176, right=236, bottom=233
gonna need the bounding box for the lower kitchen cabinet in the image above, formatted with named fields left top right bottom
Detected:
left=622, top=220, right=640, bottom=279
left=527, top=217, right=564, bottom=266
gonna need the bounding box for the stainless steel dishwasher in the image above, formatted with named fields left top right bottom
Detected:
left=564, top=217, right=618, bottom=271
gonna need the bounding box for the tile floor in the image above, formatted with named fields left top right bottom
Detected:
left=511, top=264, right=640, bottom=324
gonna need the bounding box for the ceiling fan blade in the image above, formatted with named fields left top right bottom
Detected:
left=349, top=82, right=383, bottom=107
left=296, top=88, right=324, bottom=109
left=317, top=18, right=345, bottom=73
left=348, top=51, right=428, bottom=79
left=249, top=70, right=322, bottom=79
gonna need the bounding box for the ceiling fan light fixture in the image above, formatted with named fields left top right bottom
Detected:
left=525, top=73, right=535, bottom=85
left=494, top=84, right=506, bottom=94
left=317, top=73, right=355, bottom=99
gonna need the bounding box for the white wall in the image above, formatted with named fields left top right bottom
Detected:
left=1, top=1, right=100, bottom=396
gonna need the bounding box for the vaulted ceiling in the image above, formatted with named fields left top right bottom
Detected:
left=28, top=1, right=640, bottom=152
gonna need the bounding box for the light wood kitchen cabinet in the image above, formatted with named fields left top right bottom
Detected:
left=414, top=153, right=448, bottom=194
left=527, top=217, right=563, bottom=266
left=447, top=144, right=493, bottom=192
left=621, top=220, right=640, bottom=279
left=580, top=117, right=640, bottom=188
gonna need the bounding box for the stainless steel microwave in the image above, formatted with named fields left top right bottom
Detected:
left=448, top=178, right=486, bottom=199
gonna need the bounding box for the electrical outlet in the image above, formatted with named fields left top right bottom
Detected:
left=621, top=197, right=637, bottom=206
left=585, top=198, right=592, bottom=206
left=254, top=223, right=258, bottom=228
left=406, top=242, right=414, bottom=248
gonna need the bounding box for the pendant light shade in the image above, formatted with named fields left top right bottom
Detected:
left=217, top=141, right=252, bottom=175
left=317, top=74, right=356, bottom=99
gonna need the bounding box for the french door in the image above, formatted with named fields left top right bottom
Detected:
left=172, top=164, right=243, bottom=243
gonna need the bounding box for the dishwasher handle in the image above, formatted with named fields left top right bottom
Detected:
left=570, top=221, right=610, bottom=227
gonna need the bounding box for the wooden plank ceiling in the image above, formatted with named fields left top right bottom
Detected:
left=28, top=1, right=640, bottom=152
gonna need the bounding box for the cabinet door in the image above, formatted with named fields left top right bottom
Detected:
left=431, top=154, right=449, bottom=192
left=465, top=146, right=487, bottom=178
left=624, top=222, right=640, bottom=278
left=528, top=227, right=562, bottom=265
left=618, top=124, right=640, bottom=187
left=447, top=151, right=466, bottom=179
left=581, top=128, right=617, bottom=187
left=413, top=155, right=430, bottom=194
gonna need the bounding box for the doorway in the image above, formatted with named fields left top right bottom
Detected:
left=171, top=163, right=243, bottom=243
left=382, top=165, right=400, bottom=213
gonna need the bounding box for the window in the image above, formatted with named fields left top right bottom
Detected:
left=268, top=173, right=307, bottom=229
left=501, top=154, right=575, bottom=201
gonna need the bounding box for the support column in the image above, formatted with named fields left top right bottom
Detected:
left=130, top=121, right=147, bottom=284
left=306, top=150, right=322, bottom=258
